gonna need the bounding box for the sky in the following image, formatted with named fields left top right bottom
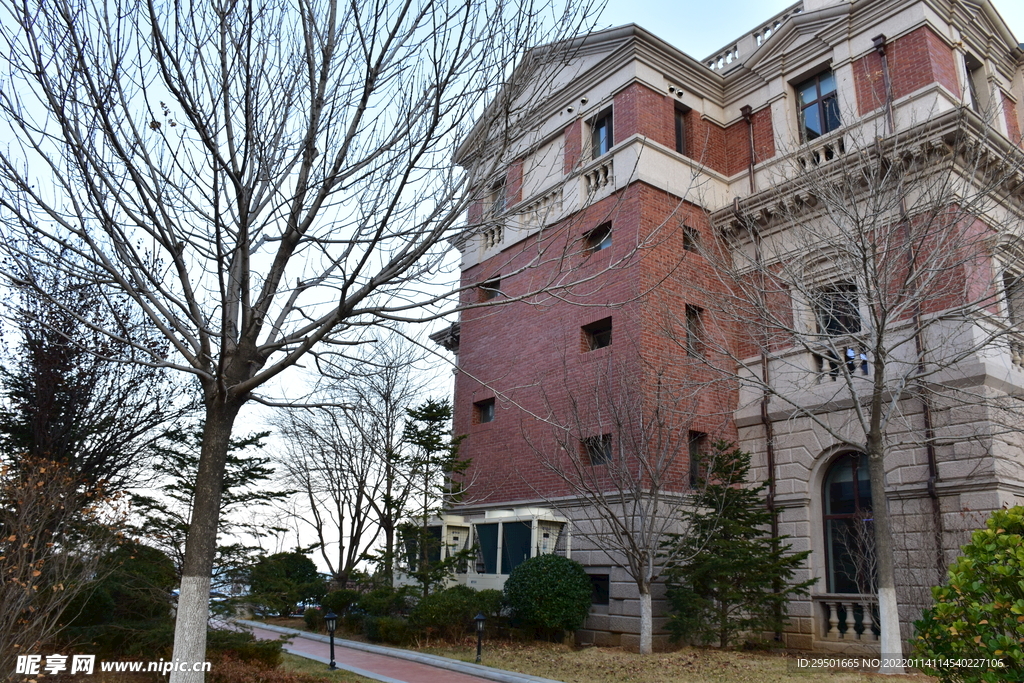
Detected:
left=599, top=0, right=1024, bottom=62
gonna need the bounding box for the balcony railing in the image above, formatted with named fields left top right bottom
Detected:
left=1010, top=337, right=1024, bottom=371
left=583, top=158, right=614, bottom=195
left=815, top=594, right=879, bottom=642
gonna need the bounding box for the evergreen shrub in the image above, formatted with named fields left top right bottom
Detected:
left=915, top=506, right=1024, bottom=682
left=503, top=554, right=591, bottom=637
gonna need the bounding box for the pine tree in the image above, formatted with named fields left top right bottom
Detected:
left=400, top=398, right=470, bottom=596
left=663, top=441, right=815, bottom=648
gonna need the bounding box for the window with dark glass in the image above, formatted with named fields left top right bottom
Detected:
left=688, top=430, right=707, bottom=488
left=591, top=109, right=613, bottom=158
left=589, top=574, right=610, bottom=605
left=474, top=397, right=495, bottom=423
left=501, top=521, right=532, bottom=574
left=489, top=178, right=506, bottom=216
left=1005, top=270, right=1024, bottom=325
left=582, top=434, right=612, bottom=465
left=683, top=226, right=700, bottom=253
left=685, top=305, right=705, bottom=358
left=584, top=223, right=612, bottom=253
left=964, top=54, right=986, bottom=114
left=797, top=70, right=840, bottom=141
left=674, top=106, right=689, bottom=155
left=478, top=277, right=500, bottom=301
left=814, top=282, right=860, bottom=335
left=823, top=453, right=875, bottom=594
left=582, top=317, right=612, bottom=351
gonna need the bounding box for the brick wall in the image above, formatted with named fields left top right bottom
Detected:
left=854, top=26, right=959, bottom=116
left=613, top=82, right=674, bottom=149
left=455, top=183, right=737, bottom=505
left=1003, top=92, right=1022, bottom=144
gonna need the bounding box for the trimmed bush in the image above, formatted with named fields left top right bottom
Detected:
left=475, top=588, right=504, bottom=618
left=410, top=585, right=478, bottom=640
left=915, top=506, right=1024, bottom=682
left=303, top=607, right=323, bottom=632
left=503, top=554, right=591, bottom=637
left=363, top=615, right=411, bottom=645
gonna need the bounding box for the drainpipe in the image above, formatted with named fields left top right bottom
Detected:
left=735, top=196, right=780, bottom=639
left=741, top=105, right=756, bottom=194
left=874, top=33, right=946, bottom=581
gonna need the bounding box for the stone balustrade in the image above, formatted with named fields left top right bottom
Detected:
left=815, top=594, right=879, bottom=642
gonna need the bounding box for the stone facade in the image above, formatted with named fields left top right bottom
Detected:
left=436, top=0, right=1024, bottom=650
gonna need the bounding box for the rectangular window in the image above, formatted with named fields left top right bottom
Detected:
left=965, top=54, right=987, bottom=114
left=814, top=282, right=861, bottom=335
left=582, top=434, right=612, bottom=465
left=582, top=317, right=612, bottom=351
left=474, top=398, right=495, bottom=424
left=797, top=70, right=840, bottom=141
left=1004, top=270, right=1024, bottom=325
left=478, top=277, right=500, bottom=301
left=489, top=178, right=506, bottom=216
left=683, top=225, right=699, bottom=253
left=590, top=109, right=613, bottom=159
left=674, top=106, right=688, bottom=155
left=584, top=223, right=612, bottom=254
left=685, top=305, right=705, bottom=358
left=589, top=574, right=610, bottom=605
left=688, top=430, right=706, bottom=488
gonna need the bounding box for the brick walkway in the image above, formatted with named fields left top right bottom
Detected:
left=243, top=622, right=561, bottom=683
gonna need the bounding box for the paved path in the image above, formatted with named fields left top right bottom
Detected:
left=237, top=620, right=563, bottom=683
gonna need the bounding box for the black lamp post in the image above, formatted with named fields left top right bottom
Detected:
left=474, top=612, right=486, bottom=663
left=324, top=610, right=338, bottom=670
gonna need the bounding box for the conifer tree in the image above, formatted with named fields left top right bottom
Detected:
left=663, top=441, right=815, bottom=648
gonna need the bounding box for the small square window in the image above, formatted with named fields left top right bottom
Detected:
left=582, top=317, right=612, bottom=351
left=478, top=277, right=500, bottom=302
left=582, top=434, right=612, bottom=465
left=474, top=398, right=495, bottom=424
left=683, top=226, right=699, bottom=253
left=584, top=223, right=612, bottom=254
left=590, top=109, right=613, bottom=158
left=685, top=305, right=705, bottom=358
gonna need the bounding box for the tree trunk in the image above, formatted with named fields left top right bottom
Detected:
left=638, top=583, right=653, bottom=655
left=170, top=400, right=243, bottom=683
left=866, top=443, right=904, bottom=673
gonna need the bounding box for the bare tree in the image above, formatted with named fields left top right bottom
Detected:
left=275, top=334, right=435, bottom=585
left=689, top=107, right=1024, bottom=669
left=522, top=340, right=733, bottom=655
left=0, top=0, right=599, bottom=677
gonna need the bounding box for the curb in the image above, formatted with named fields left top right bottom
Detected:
left=235, top=619, right=565, bottom=683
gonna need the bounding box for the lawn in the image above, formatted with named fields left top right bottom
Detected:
left=417, top=641, right=936, bottom=683
left=250, top=617, right=936, bottom=683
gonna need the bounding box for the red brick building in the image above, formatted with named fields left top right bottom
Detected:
left=427, top=0, right=1024, bottom=651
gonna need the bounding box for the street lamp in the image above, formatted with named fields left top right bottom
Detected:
left=324, top=610, right=338, bottom=670
left=474, top=612, right=486, bottom=663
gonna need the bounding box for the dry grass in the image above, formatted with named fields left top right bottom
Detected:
left=278, top=653, right=375, bottom=682
left=417, top=641, right=938, bottom=683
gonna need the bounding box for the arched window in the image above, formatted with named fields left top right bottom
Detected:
left=823, top=453, right=875, bottom=594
